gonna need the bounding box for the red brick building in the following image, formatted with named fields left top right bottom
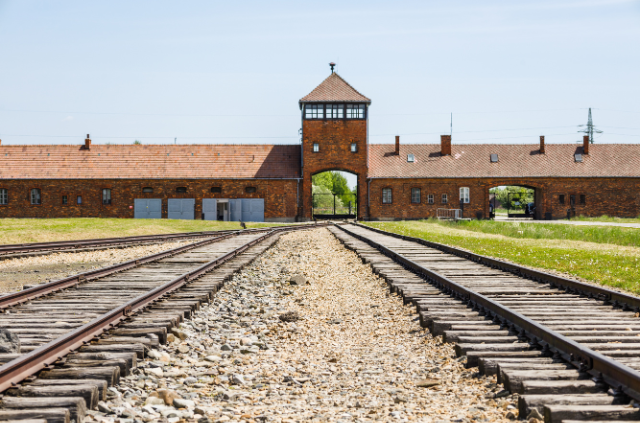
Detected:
left=1, top=70, right=639, bottom=221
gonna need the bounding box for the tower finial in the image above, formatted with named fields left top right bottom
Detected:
left=329, top=62, right=335, bottom=73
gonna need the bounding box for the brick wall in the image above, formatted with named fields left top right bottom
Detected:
left=368, top=177, right=640, bottom=220
left=0, top=178, right=299, bottom=221
left=301, top=119, right=369, bottom=219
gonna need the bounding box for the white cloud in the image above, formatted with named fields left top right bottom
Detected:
left=62, top=115, right=74, bottom=121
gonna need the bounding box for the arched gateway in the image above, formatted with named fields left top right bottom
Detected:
left=299, top=71, right=371, bottom=220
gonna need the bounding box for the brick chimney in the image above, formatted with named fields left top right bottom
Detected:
left=395, top=135, right=400, bottom=155
left=441, top=135, right=451, bottom=156
left=539, top=135, right=545, bottom=154
left=84, top=134, right=91, bottom=150
left=583, top=135, right=589, bottom=155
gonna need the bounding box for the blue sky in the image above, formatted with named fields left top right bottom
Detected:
left=0, top=0, right=639, bottom=150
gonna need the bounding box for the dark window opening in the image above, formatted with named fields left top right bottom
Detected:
left=411, top=188, right=420, bottom=204
left=30, top=188, right=41, bottom=205
left=62, top=195, right=68, bottom=205
left=211, top=187, right=222, bottom=193
left=176, top=187, right=187, bottom=193
left=102, top=188, right=112, bottom=205
left=0, top=189, right=7, bottom=205
left=142, top=187, right=153, bottom=193
left=570, top=195, right=576, bottom=206
left=559, top=195, right=565, bottom=204
left=77, top=196, right=82, bottom=205
left=382, top=188, right=392, bottom=204
left=580, top=195, right=586, bottom=205
left=245, top=186, right=257, bottom=194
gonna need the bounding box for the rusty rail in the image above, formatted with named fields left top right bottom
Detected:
left=0, top=222, right=327, bottom=392
left=340, top=223, right=640, bottom=402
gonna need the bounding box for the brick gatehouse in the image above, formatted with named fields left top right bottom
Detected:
left=1, top=70, right=639, bottom=221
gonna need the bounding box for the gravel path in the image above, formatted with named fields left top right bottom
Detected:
left=0, top=241, right=192, bottom=292
left=91, top=228, right=513, bottom=423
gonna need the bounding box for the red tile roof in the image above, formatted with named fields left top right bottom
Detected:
left=368, top=143, right=640, bottom=178
left=300, top=73, right=371, bottom=104
left=0, top=144, right=301, bottom=179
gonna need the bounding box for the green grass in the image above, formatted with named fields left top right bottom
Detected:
left=572, top=215, right=640, bottom=224
left=432, top=218, right=640, bottom=247
left=362, top=220, right=640, bottom=295
left=0, top=218, right=282, bottom=245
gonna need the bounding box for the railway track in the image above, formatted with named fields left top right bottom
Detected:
left=0, top=226, right=283, bottom=261
left=0, top=223, right=325, bottom=423
left=330, top=223, right=640, bottom=423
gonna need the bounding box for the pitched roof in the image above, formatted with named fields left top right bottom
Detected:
left=0, top=144, right=301, bottom=179
left=368, top=143, right=640, bottom=178
left=300, top=73, right=371, bottom=104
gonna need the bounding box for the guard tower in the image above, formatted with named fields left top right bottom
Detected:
left=299, top=64, right=371, bottom=220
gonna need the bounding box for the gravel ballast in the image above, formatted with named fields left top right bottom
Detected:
left=86, top=228, right=514, bottom=423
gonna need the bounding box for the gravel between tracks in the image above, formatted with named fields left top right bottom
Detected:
left=92, top=228, right=513, bottom=423
left=0, top=241, right=192, bottom=293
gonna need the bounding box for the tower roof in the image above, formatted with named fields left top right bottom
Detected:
left=300, top=73, right=371, bottom=104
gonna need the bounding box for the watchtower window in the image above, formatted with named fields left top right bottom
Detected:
left=326, top=104, right=344, bottom=119
left=30, top=188, right=41, bottom=205
left=350, top=143, right=357, bottom=153
left=346, top=104, right=365, bottom=119
left=176, top=187, right=187, bottom=193
left=211, top=187, right=222, bottom=193
left=305, top=104, right=323, bottom=119
left=313, top=143, right=319, bottom=153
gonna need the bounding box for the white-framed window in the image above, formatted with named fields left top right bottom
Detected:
left=428, top=194, right=434, bottom=204
left=305, top=104, right=324, bottom=119
left=30, top=188, right=41, bottom=205
left=102, top=188, right=112, bottom=205
left=411, top=188, right=420, bottom=204
left=407, top=154, right=415, bottom=163
left=313, top=143, right=319, bottom=153
left=0, top=189, right=7, bottom=205
left=326, top=104, right=344, bottom=119
left=459, top=187, right=470, bottom=204
left=382, top=188, right=392, bottom=204
left=442, top=193, right=448, bottom=204
left=346, top=104, right=365, bottom=119
left=350, top=143, right=357, bottom=153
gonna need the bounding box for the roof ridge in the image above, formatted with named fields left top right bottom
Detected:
left=300, top=72, right=371, bottom=104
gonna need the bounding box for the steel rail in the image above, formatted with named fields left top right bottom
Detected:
left=0, top=225, right=305, bottom=256
left=0, top=223, right=328, bottom=392
left=353, top=222, right=640, bottom=311
left=337, top=224, right=640, bottom=401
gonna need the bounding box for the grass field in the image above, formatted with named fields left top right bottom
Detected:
left=0, top=218, right=281, bottom=245
left=363, top=220, right=640, bottom=295
left=572, top=215, right=640, bottom=224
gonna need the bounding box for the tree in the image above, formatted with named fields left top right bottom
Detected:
left=133, top=140, right=142, bottom=145
left=490, top=186, right=533, bottom=210
left=312, top=184, right=343, bottom=213
left=312, top=171, right=354, bottom=206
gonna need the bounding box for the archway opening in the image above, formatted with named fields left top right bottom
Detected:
left=489, top=185, right=537, bottom=220
left=312, top=170, right=358, bottom=219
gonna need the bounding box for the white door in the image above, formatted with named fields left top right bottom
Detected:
left=202, top=199, right=217, bottom=221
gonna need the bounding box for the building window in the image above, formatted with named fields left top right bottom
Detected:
left=428, top=194, right=434, bottom=204
left=580, top=194, right=586, bottom=205
left=30, top=188, right=41, bottom=205
left=442, top=194, right=448, bottom=204
left=142, top=187, right=153, bottom=193
left=77, top=195, right=82, bottom=205
left=407, top=154, right=415, bottom=163
left=382, top=188, right=392, bottom=204
left=305, top=104, right=324, bottom=119
left=459, top=187, right=470, bottom=204
left=102, top=189, right=112, bottom=205
left=176, top=187, right=187, bottom=193
left=211, top=187, right=222, bottom=193
left=62, top=195, right=68, bottom=205
left=245, top=186, right=257, bottom=194
left=0, top=189, right=7, bottom=205
left=350, top=143, right=357, bottom=153
left=411, top=188, right=421, bottom=204
left=570, top=195, right=576, bottom=206
left=346, top=104, right=365, bottom=119
left=313, top=143, right=319, bottom=153
left=326, top=104, right=344, bottom=119
left=559, top=194, right=565, bottom=204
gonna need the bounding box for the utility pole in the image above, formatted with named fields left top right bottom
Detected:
left=578, top=108, right=602, bottom=144
left=174, top=137, right=177, bottom=145
left=450, top=113, right=452, bottom=136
